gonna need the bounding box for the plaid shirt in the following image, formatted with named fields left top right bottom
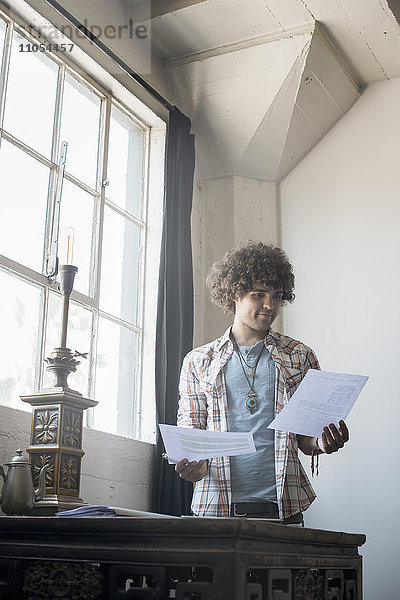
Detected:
left=177, top=327, right=320, bottom=519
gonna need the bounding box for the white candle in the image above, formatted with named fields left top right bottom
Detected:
left=65, top=227, right=75, bottom=265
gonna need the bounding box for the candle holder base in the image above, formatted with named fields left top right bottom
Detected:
left=21, top=388, right=97, bottom=514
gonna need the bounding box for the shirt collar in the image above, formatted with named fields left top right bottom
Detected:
left=215, top=327, right=234, bottom=352
left=215, top=326, right=279, bottom=352
left=265, top=328, right=279, bottom=346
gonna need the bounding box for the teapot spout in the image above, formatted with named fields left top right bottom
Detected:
left=34, top=464, right=48, bottom=502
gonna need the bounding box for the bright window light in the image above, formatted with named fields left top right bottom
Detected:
left=0, top=10, right=165, bottom=442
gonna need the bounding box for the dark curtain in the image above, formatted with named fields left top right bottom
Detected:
left=151, top=108, right=195, bottom=516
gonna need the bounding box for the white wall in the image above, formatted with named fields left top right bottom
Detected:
left=280, top=76, right=400, bottom=600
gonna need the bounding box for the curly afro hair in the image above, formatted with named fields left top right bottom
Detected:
left=206, top=242, right=295, bottom=314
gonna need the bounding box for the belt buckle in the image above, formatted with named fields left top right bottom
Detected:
left=232, top=503, right=247, bottom=517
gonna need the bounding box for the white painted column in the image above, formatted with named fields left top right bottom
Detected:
left=192, top=175, right=279, bottom=346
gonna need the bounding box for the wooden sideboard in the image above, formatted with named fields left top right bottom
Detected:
left=0, top=516, right=366, bottom=599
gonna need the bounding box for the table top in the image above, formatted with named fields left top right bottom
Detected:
left=0, top=515, right=366, bottom=548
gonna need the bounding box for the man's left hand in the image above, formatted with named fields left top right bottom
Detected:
left=318, top=419, right=349, bottom=454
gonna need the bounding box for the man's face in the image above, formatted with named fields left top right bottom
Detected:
left=233, top=285, right=284, bottom=334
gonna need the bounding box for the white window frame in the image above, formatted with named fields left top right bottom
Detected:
left=0, top=1, right=166, bottom=443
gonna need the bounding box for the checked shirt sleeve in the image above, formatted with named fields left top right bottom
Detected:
left=177, top=352, right=208, bottom=430
left=304, top=346, right=320, bottom=372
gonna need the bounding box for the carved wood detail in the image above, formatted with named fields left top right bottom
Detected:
left=294, top=568, right=324, bottom=600
left=33, top=409, right=59, bottom=445
left=31, top=453, right=55, bottom=488
left=62, top=410, right=82, bottom=447
left=23, top=561, right=103, bottom=599
left=59, top=454, right=79, bottom=491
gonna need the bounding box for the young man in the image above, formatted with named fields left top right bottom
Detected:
left=176, top=242, right=348, bottom=524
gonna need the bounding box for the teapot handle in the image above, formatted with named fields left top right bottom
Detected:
left=0, top=465, right=5, bottom=502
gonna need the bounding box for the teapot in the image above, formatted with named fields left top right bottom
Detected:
left=0, top=449, right=48, bottom=515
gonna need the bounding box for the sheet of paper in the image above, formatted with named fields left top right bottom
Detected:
left=268, top=369, right=368, bottom=438
left=159, top=424, right=256, bottom=464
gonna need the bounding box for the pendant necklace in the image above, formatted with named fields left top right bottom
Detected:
left=232, top=338, right=265, bottom=414
left=233, top=339, right=263, bottom=377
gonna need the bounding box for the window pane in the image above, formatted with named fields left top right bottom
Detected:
left=0, top=140, right=49, bottom=271
left=43, top=291, right=91, bottom=394
left=0, top=19, right=5, bottom=66
left=3, top=31, right=58, bottom=158
left=107, top=105, right=145, bottom=219
left=100, top=206, right=141, bottom=324
left=94, top=317, right=138, bottom=437
left=0, top=270, right=40, bottom=410
left=60, top=73, right=101, bottom=188
left=58, top=180, right=95, bottom=296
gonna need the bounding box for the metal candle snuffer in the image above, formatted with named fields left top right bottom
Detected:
left=0, top=249, right=97, bottom=515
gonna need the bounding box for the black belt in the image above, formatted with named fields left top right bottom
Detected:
left=231, top=501, right=279, bottom=518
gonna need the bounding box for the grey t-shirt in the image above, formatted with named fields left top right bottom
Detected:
left=225, top=340, right=277, bottom=503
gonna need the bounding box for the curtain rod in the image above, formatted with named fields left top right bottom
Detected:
left=42, top=0, right=175, bottom=113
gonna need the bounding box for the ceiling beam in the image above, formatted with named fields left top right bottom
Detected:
left=126, top=0, right=208, bottom=20
left=168, top=23, right=315, bottom=67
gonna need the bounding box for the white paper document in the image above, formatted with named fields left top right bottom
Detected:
left=268, top=369, right=368, bottom=438
left=159, top=424, right=256, bottom=464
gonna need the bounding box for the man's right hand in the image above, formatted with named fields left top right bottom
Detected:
left=175, top=458, right=208, bottom=482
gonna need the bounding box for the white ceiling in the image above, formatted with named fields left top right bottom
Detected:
left=146, top=0, right=400, bottom=84
left=126, top=0, right=400, bottom=179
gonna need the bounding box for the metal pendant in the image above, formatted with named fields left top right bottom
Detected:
left=245, top=393, right=259, bottom=414
left=248, top=369, right=255, bottom=378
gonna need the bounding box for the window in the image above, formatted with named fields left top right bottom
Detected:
left=0, top=8, right=165, bottom=443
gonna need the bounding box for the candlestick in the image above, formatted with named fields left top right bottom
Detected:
left=21, top=252, right=96, bottom=515
left=59, top=264, right=78, bottom=349
left=43, top=263, right=80, bottom=391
